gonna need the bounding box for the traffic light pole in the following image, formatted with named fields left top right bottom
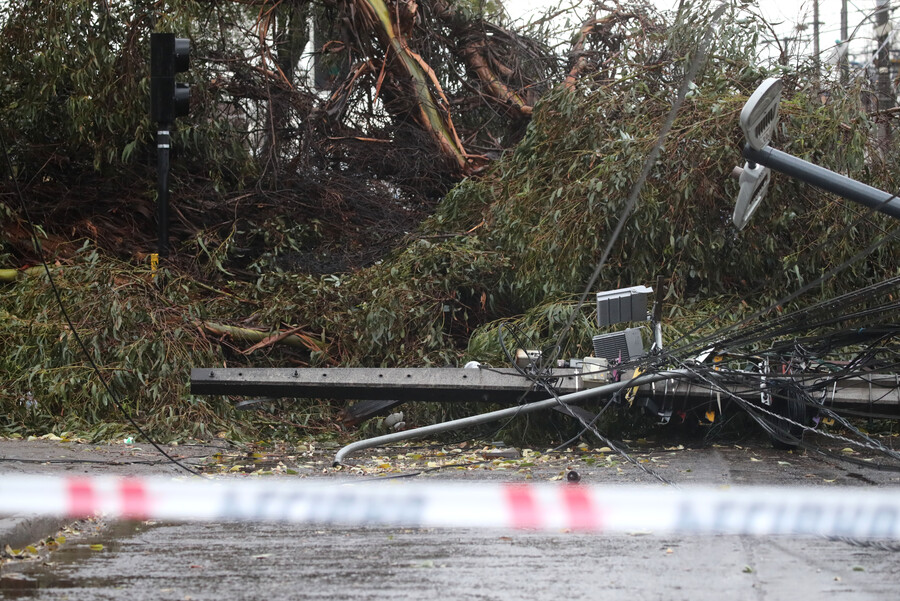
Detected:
left=150, top=33, right=190, bottom=263
left=156, top=125, right=171, bottom=258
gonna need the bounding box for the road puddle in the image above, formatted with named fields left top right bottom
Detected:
left=0, top=520, right=153, bottom=597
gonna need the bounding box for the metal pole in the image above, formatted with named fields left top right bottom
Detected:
left=333, top=370, right=686, bottom=465
left=157, top=125, right=171, bottom=258
left=743, top=144, right=900, bottom=220
left=841, top=0, right=849, bottom=85
left=876, top=0, right=893, bottom=144
left=814, top=0, right=821, bottom=83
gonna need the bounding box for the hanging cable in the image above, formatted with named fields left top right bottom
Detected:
left=545, top=3, right=729, bottom=368
left=0, top=129, right=200, bottom=477
left=665, top=225, right=900, bottom=360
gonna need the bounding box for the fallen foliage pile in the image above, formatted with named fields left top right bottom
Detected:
left=2, top=2, right=899, bottom=443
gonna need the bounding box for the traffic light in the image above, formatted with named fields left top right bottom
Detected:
left=150, top=33, right=190, bottom=263
left=150, top=33, right=190, bottom=123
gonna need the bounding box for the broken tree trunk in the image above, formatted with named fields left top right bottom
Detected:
left=428, top=0, right=536, bottom=116
left=200, top=321, right=323, bottom=355
left=333, top=0, right=470, bottom=172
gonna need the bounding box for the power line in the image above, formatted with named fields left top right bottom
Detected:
left=0, top=130, right=200, bottom=477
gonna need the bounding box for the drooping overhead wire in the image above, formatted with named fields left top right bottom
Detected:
left=0, top=129, right=200, bottom=477
left=546, top=2, right=729, bottom=366
left=664, top=225, right=900, bottom=360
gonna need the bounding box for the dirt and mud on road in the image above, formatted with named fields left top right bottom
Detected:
left=2, top=433, right=899, bottom=484
left=2, top=436, right=900, bottom=600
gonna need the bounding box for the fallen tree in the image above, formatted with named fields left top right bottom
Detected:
left=2, top=1, right=899, bottom=442
left=0, top=0, right=567, bottom=269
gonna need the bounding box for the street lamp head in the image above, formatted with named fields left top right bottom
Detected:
left=732, top=162, right=771, bottom=230
left=740, top=78, right=782, bottom=151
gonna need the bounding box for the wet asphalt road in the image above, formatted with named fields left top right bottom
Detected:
left=2, top=441, right=900, bottom=600
left=3, top=519, right=900, bottom=600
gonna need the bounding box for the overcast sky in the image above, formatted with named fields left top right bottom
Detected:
left=505, top=0, right=893, bottom=66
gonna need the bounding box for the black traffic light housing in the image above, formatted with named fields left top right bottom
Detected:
left=150, top=33, right=190, bottom=123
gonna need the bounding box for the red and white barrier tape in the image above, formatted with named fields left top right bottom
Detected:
left=1, top=475, right=899, bottom=538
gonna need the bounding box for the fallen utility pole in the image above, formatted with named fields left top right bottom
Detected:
left=190, top=366, right=900, bottom=464
left=190, top=367, right=900, bottom=412
left=190, top=367, right=583, bottom=404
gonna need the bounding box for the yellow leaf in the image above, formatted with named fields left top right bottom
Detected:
left=90, top=544, right=104, bottom=551
left=705, top=411, right=716, bottom=423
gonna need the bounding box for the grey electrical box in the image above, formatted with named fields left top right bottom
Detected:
left=596, top=285, right=653, bottom=327
left=591, top=328, right=645, bottom=363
